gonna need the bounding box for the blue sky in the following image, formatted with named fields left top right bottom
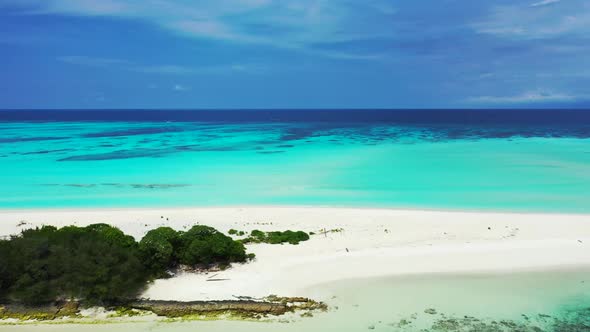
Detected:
left=0, top=0, right=589, bottom=109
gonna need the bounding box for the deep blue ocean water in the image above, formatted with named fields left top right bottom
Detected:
left=1, top=109, right=589, bottom=211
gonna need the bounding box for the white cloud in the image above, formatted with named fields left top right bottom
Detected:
left=133, top=63, right=268, bottom=75
left=173, top=84, right=189, bottom=91
left=467, top=91, right=583, bottom=104
left=58, top=56, right=266, bottom=75
left=13, top=0, right=129, bottom=15
left=169, top=20, right=243, bottom=42
left=474, top=1, right=590, bottom=39
left=531, top=0, right=561, bottom=7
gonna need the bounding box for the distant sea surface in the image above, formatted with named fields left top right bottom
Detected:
left=1, top=109, right=589, bottom=212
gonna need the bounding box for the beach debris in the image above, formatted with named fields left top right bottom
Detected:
left=206, top=273, right=229, bottom=282
left=232, top=295, right=264, bottom=301
left=346, top=248, right=350, bottom=252
left=368, top=324, right=375, bottom=329
left=318, top=228, right=345, bottom=238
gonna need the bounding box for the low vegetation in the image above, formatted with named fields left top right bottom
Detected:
left=241, top=230, right=310, bottom=245
left=0, top=224, right=249, bottom=306
left=228, top=229, right=246, bottom=236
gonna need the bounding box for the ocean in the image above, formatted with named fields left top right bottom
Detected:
left=0, top=109, right=589, bottom=212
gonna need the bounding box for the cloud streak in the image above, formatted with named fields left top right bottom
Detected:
left=57, top=55, right=130, bottom=67
left=467, top=91, right=586, bottom=104
left=173, top=84, right=189, bottom=91
left=57, top=55, right=266, bottom=75
left=531, top=0, right=561, bottom=7
left=10, top=0, right=395, bottom=60
left=474, top=1, right=590, bottom=39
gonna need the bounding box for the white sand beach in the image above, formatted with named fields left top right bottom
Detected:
left=1, top=207, right=589, bottom=302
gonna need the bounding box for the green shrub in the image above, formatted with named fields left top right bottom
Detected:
left=178, top=226, right=247, bottom=266
left=250, top=229, right=265, bottom=238
left=139, top=227, right=180, bottom=276
left=229, top=229, right=246, bottom=236
left=0, top=239, right=14, bottom=302
left=242, top=230, right=310, bottom=245
left=0, top=223, right=252, bottom=306
left=85, top=223, right=136, bottom=248
left=1, top=225, right=147, bottom=305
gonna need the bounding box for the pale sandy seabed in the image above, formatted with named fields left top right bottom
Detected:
left=1, top=207, right=590, bottom=331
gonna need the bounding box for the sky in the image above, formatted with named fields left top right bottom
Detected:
left=0, top=0, right=589, bottom=109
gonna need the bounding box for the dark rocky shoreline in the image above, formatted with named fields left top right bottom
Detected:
left=0, top=297, right=328, bottom=322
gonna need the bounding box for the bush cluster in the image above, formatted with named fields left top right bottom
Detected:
left=0, top=224, right=248, bottom=305
left=228, top=229, right=246, bottom=236
left=0, top=224, right=146, bottom=305
left=242, top=230, right=310, bottom=245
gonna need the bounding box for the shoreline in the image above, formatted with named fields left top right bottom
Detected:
left=1, top=204, right=590, bottom=217
left=1, top=206, right=589, bottom=304
left=3, top=269, right=589, bottom=329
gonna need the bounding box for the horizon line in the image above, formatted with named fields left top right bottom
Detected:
left=1, top=108, right=590, bottom=111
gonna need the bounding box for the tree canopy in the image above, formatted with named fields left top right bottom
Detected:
left=0, top=223, right=249, bottom=305
left=139, top=226, right=179, bottom=276
left=178, top=225, right=247, bottom=266
left=0, top=225, right=147, bottom=305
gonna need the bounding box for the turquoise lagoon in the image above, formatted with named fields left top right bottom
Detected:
left=1, top=110, right=590, bottom=212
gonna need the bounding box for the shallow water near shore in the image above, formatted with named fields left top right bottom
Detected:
left=3, top=269, right=589, bottom=331
left=1, top=110, right=590, bottom=212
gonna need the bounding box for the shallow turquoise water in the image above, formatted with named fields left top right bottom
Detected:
left=2, top=269, right=589, bottom=331
left=1, top=121, right=590, bottom=212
